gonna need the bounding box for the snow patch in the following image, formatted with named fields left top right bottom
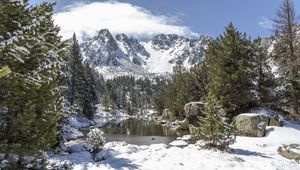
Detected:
left=169, top=140, right=188, bottom=147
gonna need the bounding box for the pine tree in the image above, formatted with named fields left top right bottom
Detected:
left=102, top=92, right=110, bottom=111
left=0, top=1, right=66, bottom=154
left=187, top=62, right=209, bottom=101
left=82, top=63, right=98, bottom=119
left=164, top=60, right=189, bottom=118
left=196, top=92, right=236, bottom=150
left=206, top=23, right=254, bottom=120
left=253, top=38, right=277, bottom=107
left=153, top=77, right=167, bottom=115
left=66, top=33, right=86, bottom=106
left=272, top=0, right=300, bottom=114
left=129, top=89, right=139, bottom=114
left=65, top=33, right=99, bottom=119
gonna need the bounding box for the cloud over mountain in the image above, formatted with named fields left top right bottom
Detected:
left=54, top=1, right=198, bottom=40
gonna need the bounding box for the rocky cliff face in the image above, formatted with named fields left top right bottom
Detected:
left=81, top=29, right=210, bottom=78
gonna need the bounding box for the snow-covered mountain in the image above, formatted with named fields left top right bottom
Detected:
left=81, top=29, right=210, bottom=78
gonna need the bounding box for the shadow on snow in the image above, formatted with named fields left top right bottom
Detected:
left=101, top=157, right=140, bottom=169
left=232, top=149, right=272, bottom=158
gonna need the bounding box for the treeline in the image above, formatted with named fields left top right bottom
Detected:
left=153, top=61, right=209, bottom=119
left=154, top=0, right=300, bottom=121
left=101, top=76, right=161, bottom=115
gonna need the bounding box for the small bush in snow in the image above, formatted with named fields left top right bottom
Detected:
left=86, top=128, right=105, bottom=153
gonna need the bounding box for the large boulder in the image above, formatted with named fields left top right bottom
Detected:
left=235, top=113, right=268, bottom=137
left=184, top=102, right=205, bottom=125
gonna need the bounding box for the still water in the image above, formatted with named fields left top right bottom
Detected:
left=100, top=118, right=189, bottom=145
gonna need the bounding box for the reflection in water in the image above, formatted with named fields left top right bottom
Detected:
left=100, top=119, right=189, bottom=145
left=106, top=119, right=169, bottom=136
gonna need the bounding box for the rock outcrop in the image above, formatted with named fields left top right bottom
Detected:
left=184, top=102, right=205, bottom=125
left=81, top=29, right=210, bottom=78
left=249, top=108, right=284, bottom=127
left=235, top=113, right=268, bottom=137
left=268, top=114, right=284, bottom=127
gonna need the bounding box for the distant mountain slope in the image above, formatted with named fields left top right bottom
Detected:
left=81, top=29, right=210, bottom=78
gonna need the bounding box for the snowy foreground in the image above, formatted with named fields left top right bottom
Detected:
left=50, top=120, right=300, bottom=170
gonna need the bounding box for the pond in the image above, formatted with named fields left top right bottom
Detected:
left=98, top=118, right=189, bottom=145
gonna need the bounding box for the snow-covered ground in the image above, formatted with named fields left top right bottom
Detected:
left=50, top=119, right=300, bottom=170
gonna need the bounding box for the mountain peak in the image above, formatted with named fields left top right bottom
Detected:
left=151, top=34, right=188, bottom=50
left=98, top=29, right=112, bottom=37
left=82, top=30, right=208, bottom=78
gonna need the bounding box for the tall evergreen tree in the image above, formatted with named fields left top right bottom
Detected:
left=253, top=38, right=277, bottom=107
left=153, top=77, right=168, bottom=115
left=206, top=23, right=254, bottom=119
left=272, top=0, right=300, bottom=114
left=82, top=63, right=98, bottom=119
left=66, top=33, right=86, bottom=106
left=102, top=92, right=111, bottom=111
left=187, top=62, right=209, bottom=101
left=65, top=33, right=99, bottom=119
left=0, top=1, right=66, bottom=154
left=164, top=60, right=189, bottom=118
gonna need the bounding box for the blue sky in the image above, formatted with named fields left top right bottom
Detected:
left=29, top=0, right=300, bottom=39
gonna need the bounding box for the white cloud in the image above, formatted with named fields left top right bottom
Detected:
left=54, top=1, right=198, bottom=41
left=259, top=17, right=274, bottom=30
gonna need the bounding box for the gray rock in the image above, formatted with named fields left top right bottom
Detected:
left=235, top=113, right=268, bottom=137
left=184, top=102, right=205, bottom=125
left=249, top=108, right=284, bottom=127
left=268, top=115, right=284, bottom=127
left=67, top=143, right=87, bottom=153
